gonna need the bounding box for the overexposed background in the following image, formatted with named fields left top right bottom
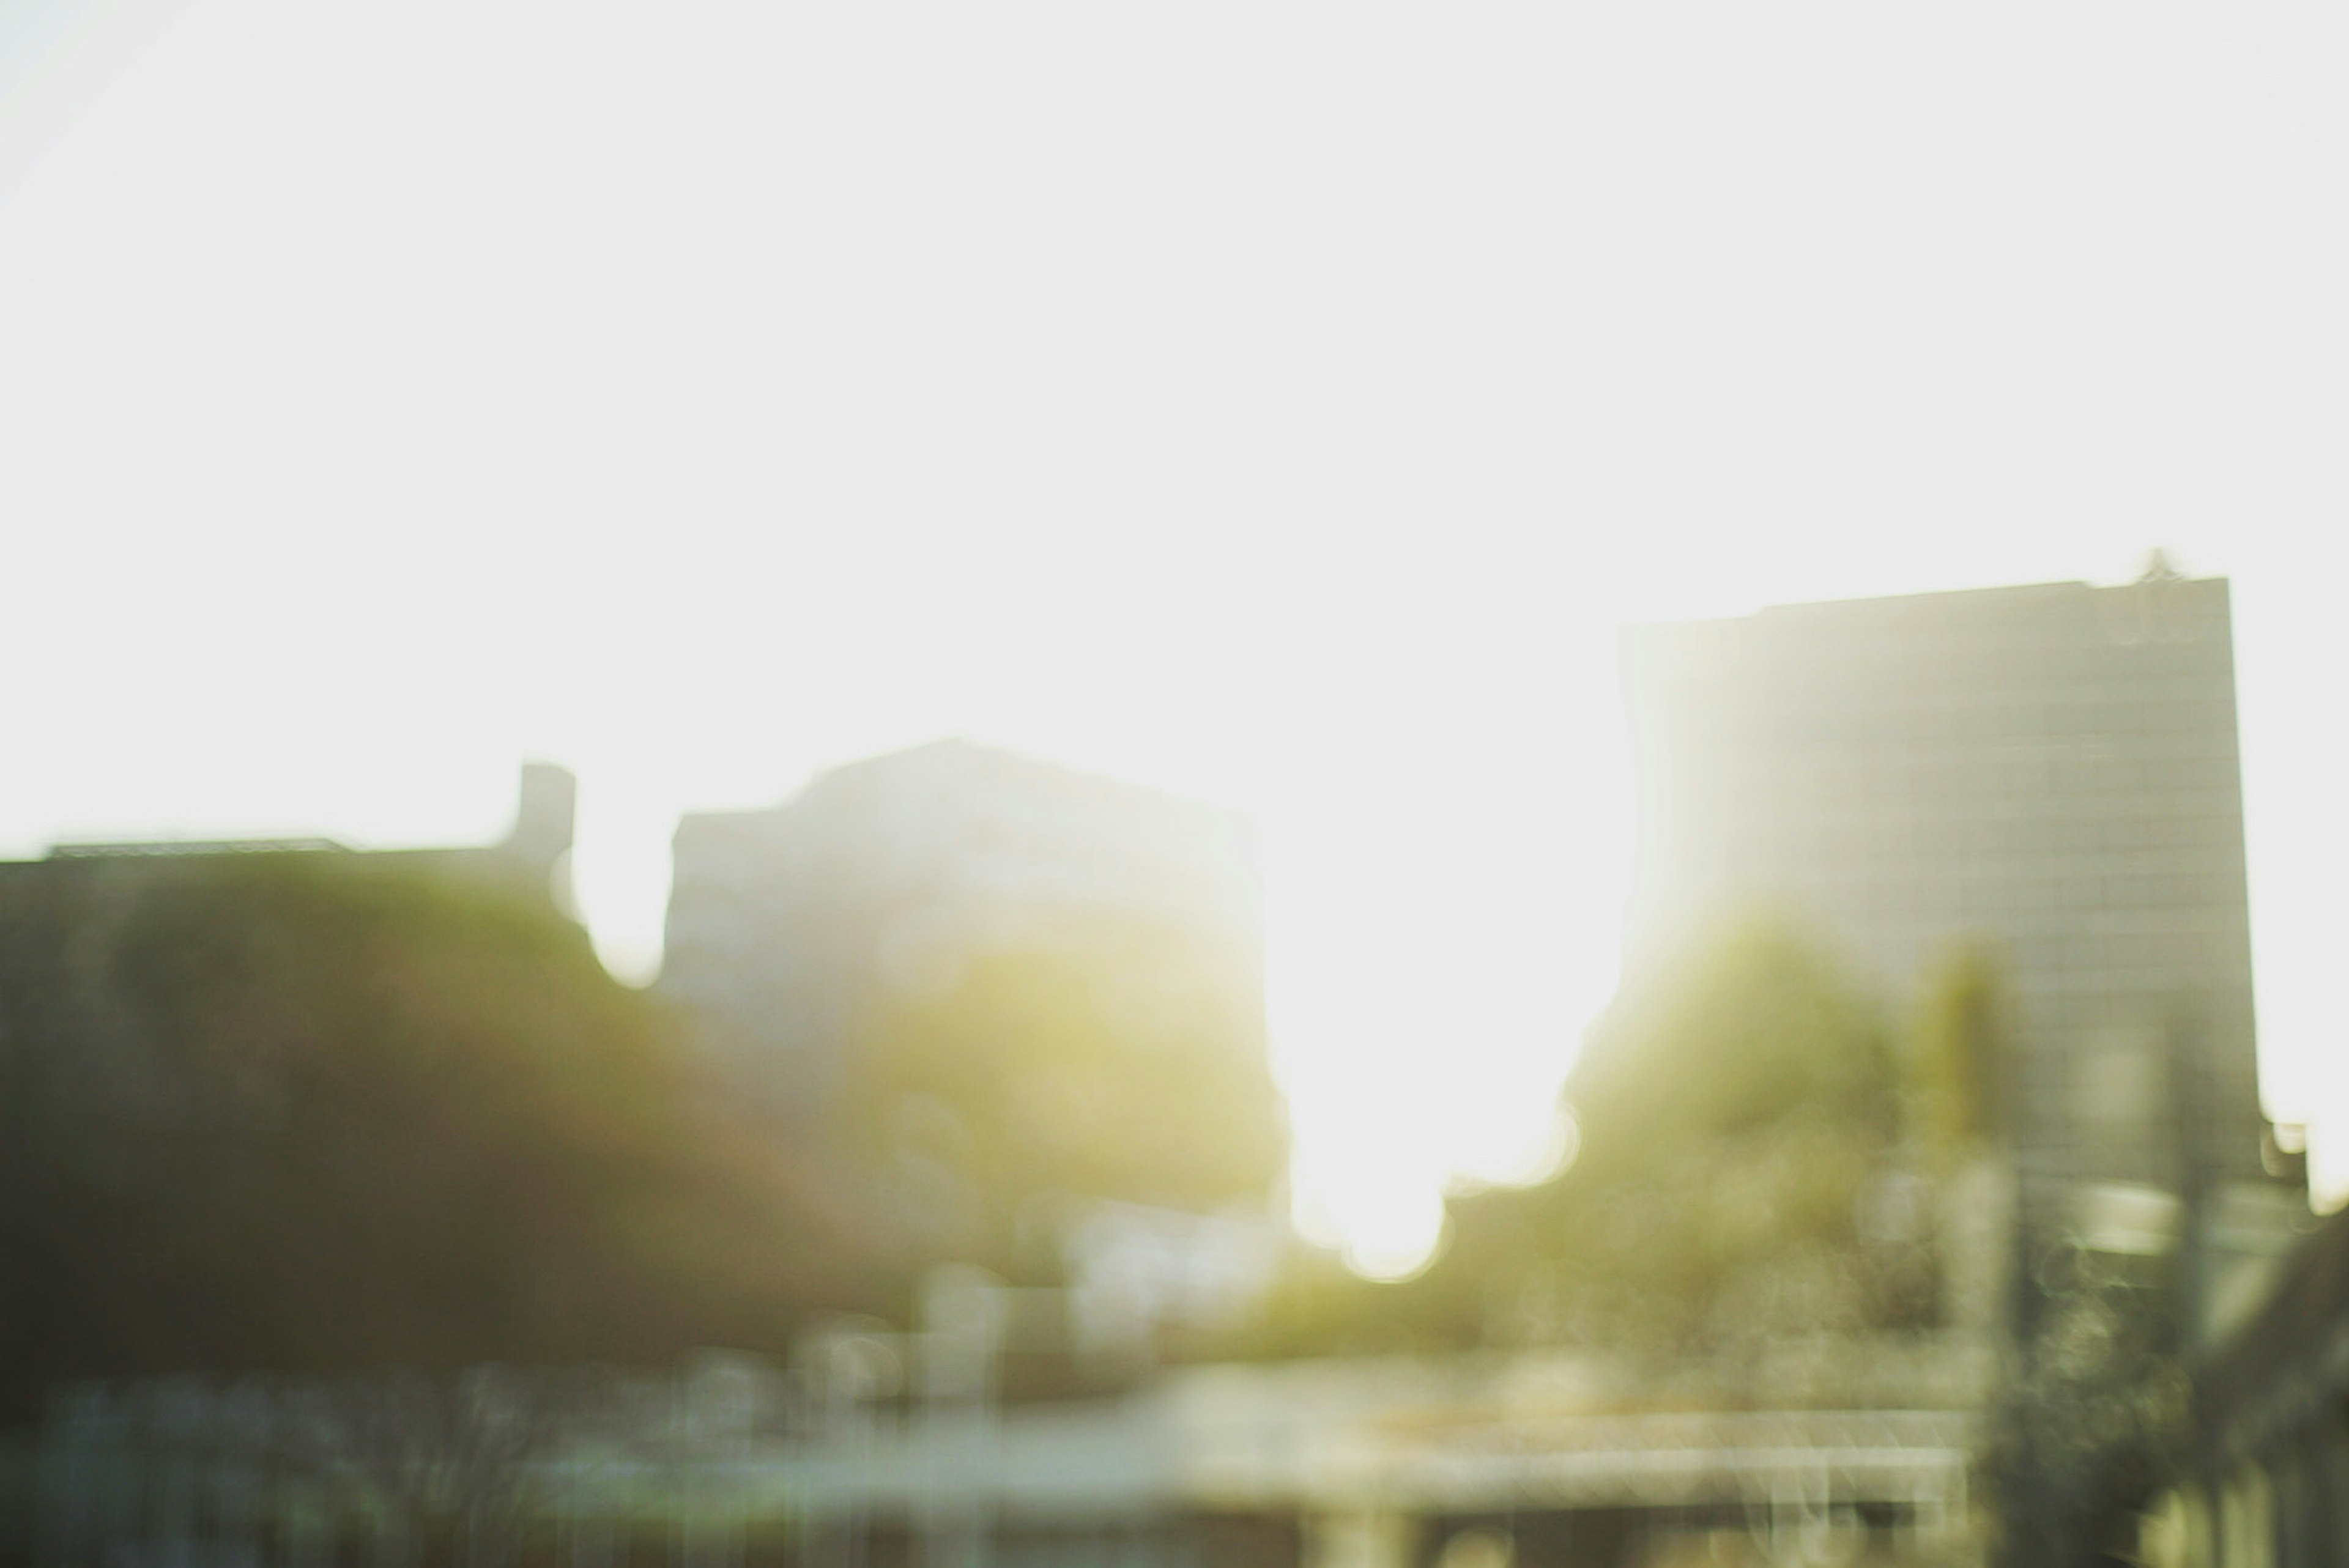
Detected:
left=3, top=0, right=2346, bottom=1273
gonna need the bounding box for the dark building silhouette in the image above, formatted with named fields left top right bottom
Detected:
left=4, top=761, right=577, bottom=913
left=2141, top=1198, right=2349, bottom=1568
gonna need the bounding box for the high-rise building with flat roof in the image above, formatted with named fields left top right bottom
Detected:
left=1622, top=569, right=2270, bottom=1194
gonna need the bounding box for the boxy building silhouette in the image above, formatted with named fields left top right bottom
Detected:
left=660, top=738, right=1265, bottom=1126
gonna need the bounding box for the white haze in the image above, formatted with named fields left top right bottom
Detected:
left=3, top=0, right=2348, bottom=1271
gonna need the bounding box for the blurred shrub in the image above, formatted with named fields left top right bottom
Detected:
left=842, top=914, right=1287, bottom=1278
left=1909, top=939, right=2011, bottom=1163
left=1232, top=919, right=1937, bottom=1359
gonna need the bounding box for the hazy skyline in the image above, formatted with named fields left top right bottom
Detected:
left=5, top=0, right=2348, bottom=1271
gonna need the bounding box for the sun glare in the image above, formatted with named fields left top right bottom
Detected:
left=4, top=0, right=2349, bottom=1276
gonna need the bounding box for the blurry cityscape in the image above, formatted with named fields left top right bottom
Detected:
left=2, top=563, right=2336, bottom=1568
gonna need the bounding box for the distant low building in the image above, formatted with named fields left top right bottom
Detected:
left=3, top=761, right=577, bottom=913
left=661, top=738, right=1264, bottom=1123
left=659, top=739, right=1285, bottom=1297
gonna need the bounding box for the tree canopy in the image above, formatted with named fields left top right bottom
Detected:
left=0, top=854, right=883, bottom=1421
left=1233, top=919, right=1937, bottom=1360
left=1909, top=938, right=2011, bottom=1163
left=841, top=912, right=1288, bottom=1279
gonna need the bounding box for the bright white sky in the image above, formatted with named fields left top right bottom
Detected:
left=4, top=0, right=2348, bottom=1276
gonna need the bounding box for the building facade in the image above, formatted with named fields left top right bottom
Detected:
left=1621, top=570, right=2271, bottom=1198
left=660, top=739, right=1265, bottom=1124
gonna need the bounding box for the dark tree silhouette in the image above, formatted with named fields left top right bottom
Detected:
left=0, top=854, right=885, bottom=1422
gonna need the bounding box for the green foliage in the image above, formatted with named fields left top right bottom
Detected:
left=844, top=914, right=1286, bottom=1276
left=0, top=854, right=883, bottom=1421
left=1223, top=919, right=1934, bottom=1361
left=1568, top=922, right=1898, bottom=1154
left=1909, top=939, right=2009, bottom=1161
left=1995, top=1242, right=2191, bottom=1568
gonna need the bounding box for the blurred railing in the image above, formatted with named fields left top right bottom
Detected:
left=34, top=1304, right=1994, bottom=1568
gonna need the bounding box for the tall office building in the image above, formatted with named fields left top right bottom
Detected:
left=661, top=739, right=1266, bottom=1122
left=1622, top=568, right=2271, bottom=1194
